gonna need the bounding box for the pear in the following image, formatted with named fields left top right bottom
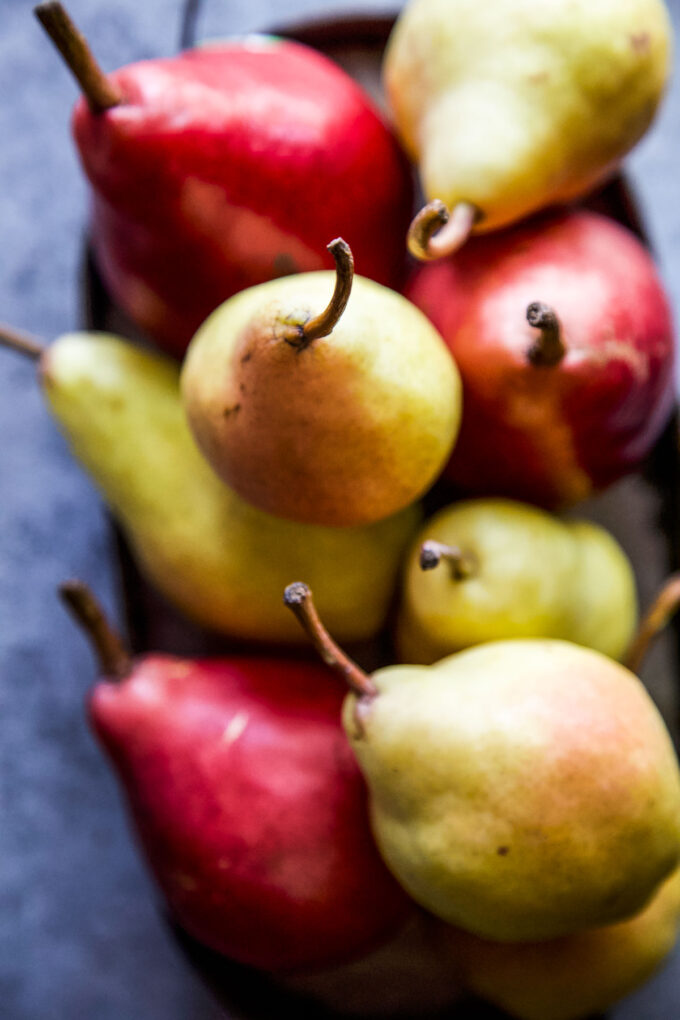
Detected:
left=34, top=3, right=414, bottom=355
left=444, top=867, right=680, bottom=1020
left=383, top=0, right=672, bottom=258
left=284, top=584, right=680, bottom=944
left=0, top=326, right=418, bottom=642
left=398, top=499, right=637, bottom=664
left=181, top=239, right=461, bottom=526
left=60, top=581, right=412, bottom=973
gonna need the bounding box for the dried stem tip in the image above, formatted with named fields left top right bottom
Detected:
left=283, top=582, right=377, bottom=699
left=526, top=302, right=566, bottom=367
left=59, top=579, right=132, bottom=681
left=407, top=200, right=477, bottom=261
left=625, top=573, right=680, bottom=675
left=420, top=541, right=477, bottom=581
left=35, top=2, right=123, bottom=114
left=0, top=324, right=45, bottom=360
left=283, top=239, right=354, bottom=349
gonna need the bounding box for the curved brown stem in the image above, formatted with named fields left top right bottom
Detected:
left=0, top=324, right=45, bottom=360
left=35, top=2, right=123, bottom=114
left=526, top=302, right=566, bottom=367
left=420, top=541, right=478, bottom=581
left=407, top=201, right=477, bottom=261
left=59, top=580, right=132, bottom=681
left=283, top=582, right=377, bottom=699
left=625, top=574, right=680, bottom=674
left=282, top=239, right=354, bottom=350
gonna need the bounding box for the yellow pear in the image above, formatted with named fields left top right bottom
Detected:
left=285, top=583, right=680, bottom=944
left=443, top=867, right=680, bottom=1020
left=181, top=240, right=461, bottom=526
left=398, top=499, right=637, bottom=664
left=383, top=0, right=672, bottom=258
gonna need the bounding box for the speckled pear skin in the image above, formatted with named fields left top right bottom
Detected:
left=40, top=332, right=419, bottom=643
left=397, top=499, right=637, bottom=664
left=181, top=271, right=462, bottom=527
left=444, top=867, right=680, bottom=1020
left=384, top=0, right=672, bottom=232
left=344, top=640, right=680, bottom=942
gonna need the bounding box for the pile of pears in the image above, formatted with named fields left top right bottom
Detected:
left=8, top=1, right=680, bottom=1017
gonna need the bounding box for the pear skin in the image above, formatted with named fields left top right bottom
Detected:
left=443, top=867, right=680, bottom=1020
left=397, top=499, right=637, bottom=664
left=566, top=519, right=638, bottom=660
left=345, top=640, right=680, bottom=942
left=181, top=263, right=461, bottom=527
left=384, top=0, right=671, bottom=233
left=41, top=333, right=419, bottom=642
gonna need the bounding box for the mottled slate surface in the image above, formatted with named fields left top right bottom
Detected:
left=2, top=0, right=680, bottom=1018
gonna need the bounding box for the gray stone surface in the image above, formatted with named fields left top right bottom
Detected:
left=3, top=0, right=680, bottom=1018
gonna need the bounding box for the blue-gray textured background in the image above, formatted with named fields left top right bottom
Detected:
left=2, top=0, right=680, bottom=1016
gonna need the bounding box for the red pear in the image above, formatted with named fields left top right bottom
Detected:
left=61, top=581, right=411, bottom=972
left=36, top=3, right=414, bottom=357
left=406, top=209, right=675, bottom=507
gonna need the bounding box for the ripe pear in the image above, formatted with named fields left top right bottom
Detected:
left=405, top=210, right=675, bottom=505
left=1, top=326, right=418, bottom=642
left=398, top=499, right=637, bottom=664
left=284, top=584, right=680, bottom=943
left=60, top=581, right=412, bottom=973
left=35, top=3, right=414, bottom=355
left=383, top=0, right=672, bottom=258
left=443, top=867, right=680, bottom=1020
left=181, top=239, right=461, bottom=527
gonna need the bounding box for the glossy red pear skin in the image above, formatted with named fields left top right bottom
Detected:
left=73, top=39, right=414, bottom=357
left=406, top=211, right=675, bottom=507
left=89, top=655, right=411, bottom=971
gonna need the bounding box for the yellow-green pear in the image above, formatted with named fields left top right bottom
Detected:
left=383, top=0, right=672, bottom=258
left=443, top=867, right=680, bottom=1020
left=285, top=584, right=680, bottom=944
left=181, top=239, right=461, bottom=526
left=1, top=326, right=418, bottom=642
left=398, top=499, right=637, bottom=664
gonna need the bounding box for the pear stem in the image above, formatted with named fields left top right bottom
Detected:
left=283, top=583, right=377, bottom=699
left=59, top=580, right=132, bottom=681
left=0, top=324, right=45, bottom=360
left=34, top=2, right=123, bottom=114
left=282, top=239, right=354, bottom=349
left=407, top=201, right=477, bottom=261
left=526, top=303, right=566, bottom=367
left=625, top=574, right=680, bottom=674
left=420, top=541, right=478, bottom=581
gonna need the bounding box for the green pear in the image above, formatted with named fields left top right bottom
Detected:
left=284, top=584, right=680, bottom=943
left=181, top=239, right=461, bottom=526
left=12, top=329, right=419, bottom=642
left=398, top=499, right=637, bottom=664
left=383, top=0, right=672, bottom=257
left=444, top=867, right=680, bottom=1020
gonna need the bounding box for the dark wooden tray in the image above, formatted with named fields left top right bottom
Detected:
left=82, top=7, right=680, bottom=1020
